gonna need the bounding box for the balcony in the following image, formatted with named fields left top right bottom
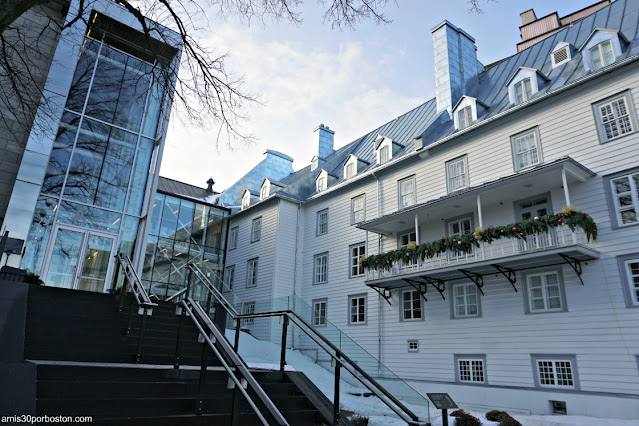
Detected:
left=366, top=225, right=598, bottom=287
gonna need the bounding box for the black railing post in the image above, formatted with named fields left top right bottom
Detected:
left=280, top=315, right=289, bottom=372
left=333, top=354, right=341, bottom=426
left=174, top=303, right=186, bottom=369
left=136, top=308, right=148, bottom=363
left=230, top=384, right=240, bottom=426
left=111, top=256, right=121, bottom=295
left=197, top=327, right=208, bottom=414
left=234, top=318, right=241, bottom=353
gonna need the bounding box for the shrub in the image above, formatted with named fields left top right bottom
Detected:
left=450, top=409, right=467, bottom=417
left=455, top=412, right=482, bottom=426
left=485, top=410, right=508, bottom=422
left=498, top=416, right=521, bottom=426
left=350, top=416, right=369, bottom=426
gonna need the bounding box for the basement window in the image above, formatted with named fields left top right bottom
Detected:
left=551, top=400, right=567, bottom=415
left=408, top=340, right=419, bottom=352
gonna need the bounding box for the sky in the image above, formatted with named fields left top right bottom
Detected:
left=160, top=0, right=595, bottom=192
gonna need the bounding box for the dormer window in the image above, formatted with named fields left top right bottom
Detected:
left=242, top=191, right=250, bottom=209
left=311, top=157, right=318, bottom=171
left=345, top=163, right=355, bottom=179
left=379, top=146, right=390, bottom=165
left=551, top=42, right=571, bottom=68
left=260, top=184, right=269, bottom=200
left=458, top=106, right=472, bottom=130
left=515, top=78, right=532, bottom=104
left=590, top=40, right=614, bottom=71
left=343, top=154, right=367, bottom=180
left=317, top=177, right=326, bottom=192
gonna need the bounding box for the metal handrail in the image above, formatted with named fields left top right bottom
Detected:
left=183, top=297, right=289, bottom=426
left=186, top=263, right=426, bottom=425
left=165, top=286, right=188, bottom=302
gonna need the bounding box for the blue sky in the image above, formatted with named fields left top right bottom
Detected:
left=161, top=0, right=594, bottom=191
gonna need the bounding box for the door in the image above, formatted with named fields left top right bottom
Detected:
left=42, top=225, right=117, bottom=293
left=519, top=197, right=549, bottom=220
left=518, top=197, right=553, bottom=249
left=448, top=217, right=473, bottom=261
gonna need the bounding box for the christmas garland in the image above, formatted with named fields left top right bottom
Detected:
left=360, top=206, right=597, bottom=272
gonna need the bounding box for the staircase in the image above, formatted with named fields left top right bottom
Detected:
left=24, top=284, right=336, bottom=425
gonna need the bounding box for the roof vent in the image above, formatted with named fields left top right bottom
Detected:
left=206, top=177, right=215, bottom=193
left=551, top=45, right=570, bottom=68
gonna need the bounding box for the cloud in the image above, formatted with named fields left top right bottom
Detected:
left=161, top=24, right=424, bottom=191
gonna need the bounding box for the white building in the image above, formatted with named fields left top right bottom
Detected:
left=218, top=0, right=639, bottom=419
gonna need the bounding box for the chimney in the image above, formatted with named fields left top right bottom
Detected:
left=206, top=177, right=215, bottom=193
left=432, top=20, right=483, bottom=116
left=520, top=9, right=537, bottom=25
left=313, top=124, right=334, bottom=160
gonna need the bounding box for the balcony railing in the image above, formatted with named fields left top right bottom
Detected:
left=367, top=225, right=596, bottom=281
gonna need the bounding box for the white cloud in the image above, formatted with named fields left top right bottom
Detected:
left=161, top=24, right=424, bottom=191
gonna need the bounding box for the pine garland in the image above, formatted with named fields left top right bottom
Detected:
left=360, top=207, right=597, bottom=272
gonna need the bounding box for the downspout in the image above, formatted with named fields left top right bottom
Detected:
left=372, top=171, right=383, bottom=368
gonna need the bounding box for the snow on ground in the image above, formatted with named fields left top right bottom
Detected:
left=226, top=330, right=639, bottom=426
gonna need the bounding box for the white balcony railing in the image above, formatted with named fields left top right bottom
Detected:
left=367, top=225, right=596, bottom=281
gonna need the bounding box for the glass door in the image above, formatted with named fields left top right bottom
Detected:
left=448, top=217, right=473, bottom=261
left=42, top=225, right=117, bottom=293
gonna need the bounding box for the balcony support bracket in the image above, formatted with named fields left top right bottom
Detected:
left=419, top=276, right=446, bottom=300
left=403, top=279, right=428, bottom=302
left=369, top=285, right=393, bottom=305
left=492, top=264, right=517, bottom=292
left=459, top=269, right=485, bottom=296
left=558, top=254, right=584, bottom=285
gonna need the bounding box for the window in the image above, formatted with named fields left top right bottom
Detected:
left=350, top=243, right=366, bottom=278
left=610, top=172, right=639, bottom=225
left=246, top=258, right=258, bottom=287
left=379, top=145, right=390, bottom=165
left=349, top=294, right=366, bottom=325
left=526, top=271, right=563, bottom=312
left=224, top=265, right=235, bottom=290
left=408, top=340, right=419, bottom=352
left=514, top=78, right=532, bottom=104
left=317, top=177, right=326, bottom=192
left=511, top=128, right=541, bottom=171
left=519, top=196, right=549, bottom=220
left=452, top=283, right=479, bottom=318
left=399, top=231, right=417, bottom=247
left=402, top=289, right=422, bottom=320
left=313, top=299, right=327, bottom=326
left=535, top=358, right=576, bottom=389
left=346, top=162, right=355, bottom=179
left=351, top=195, right=365, bottom=224
left=242, top=301, right=255, bottom=324
left=251, top=217, right=261, bottom=242
left=594, top=93, right=635, bottom=142
left=590, top=40, right=614, bottom=71
left=260, top=185, right=269, bottom=200
left=317, top=209, right=328, bottom=236
left=624, top=259, right=639, bottom=306
left=228, top=226, right=239, bottom=250
left=458, top=106, right=473, bottom=129
left=446, top=156, right=468, bottom=192
left=457, top=357, right=485, bottom=383
left=314, top=253, right=328, bottom=284
left=551, top=401, right=567, bottom=415
left=398, top=176, right=416, bottom=209
left=311, top=157, right=318, bottom=171
left=242, top=192, right=250, bottom=209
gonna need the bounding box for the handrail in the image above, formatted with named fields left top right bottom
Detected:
left=186, top=263, right=426, bottom=425
left=237, top=310, right=425, bottom=425
left=183, top=297, right=289, bottom=426
left=115, top=253, right=157, bottom=311
left=166, top=286, right=188, bottom=302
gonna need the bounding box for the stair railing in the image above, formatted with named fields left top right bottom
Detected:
left=113, top=253, right=157, bottom=363
left=186, top=263, right=428, bottom=426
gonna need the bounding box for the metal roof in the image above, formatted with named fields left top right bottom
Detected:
left=157, top=176, right=214, bottom=201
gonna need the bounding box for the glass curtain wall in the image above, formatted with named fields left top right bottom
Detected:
left=143, top=193, right=229, bottom=300
left=21, top=30, right=167, bottom=293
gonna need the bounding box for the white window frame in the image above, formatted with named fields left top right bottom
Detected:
left=611, top=172, right=639, bottom=226
left=398, top=176, right=416, bottom=210
left=408, top=340, right=419, bottom=353
left=514, top=78, right=532, bottom=105
left=224, top=265, right=235, bottom=291
left=313, top=252, right=328, bottom=285
left=345, top=161, right=356, bottom=180
left=316, top=209, right=328, bottom=236
left=379, top=145, right=390, bottom=165
left=242, top=301, right=256, bottom=324
left=452, top=283, right=479, bottom=318
left=525, top=271, right=564, bottom=313
left=535, top=358, right=576, bottom=389
left=348, top=294, right=366, bottom=325
left=590, top=39, right=615, bottom=71
left=351, top=194, right=365, bottom=224
left=317, top=176, right=326, bottom=192
left=458, top=106, right=473, bottom=129
left=246, top=258, right=258, bottom=287
left=446, top=155, right=469, bottom=193
left=457, top=357, right=486, bottom=384
left=311, top=157, right=318, bottom=171
left=624, top=259, right=639, bottom=306
left=593, top=92, right=636, bottom=143
left=312, top=299, right=327, bottom=327
left=250, top=217, right=262, bottom=242
left=228, top=226, right=239, bottom=250
left=349, top=243, right=366, bottom=278
left=401, top=289, right=423, bottom=321
left=510, top=127, right=542, bottom=171
left=260, top=184, right=269, bottom=200
left=242, top=192, right=250, bottom=210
